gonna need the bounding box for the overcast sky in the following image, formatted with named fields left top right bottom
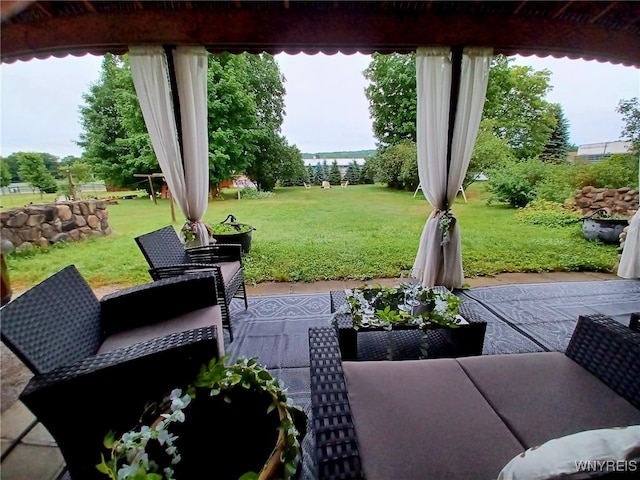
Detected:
left=1, top=52, right=638, bottom=159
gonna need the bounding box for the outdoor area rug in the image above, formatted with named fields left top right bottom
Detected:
left=459, top=279, right=640, bottom=352
left=227, top=293, right=332, bottom=480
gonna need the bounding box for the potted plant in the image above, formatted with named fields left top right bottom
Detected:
left=580, top=209, right=629, bottom=244
left=97, top=356, right=306, bottom=480
left=211, top=215, right=256, bottom=254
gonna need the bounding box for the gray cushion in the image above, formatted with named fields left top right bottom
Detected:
left=98, top=305, right=224, bottom=355
left=219, top=261, right=241, bottom=285
left=458, top=352, right=640, bottom=448
left=343, top=359, right=524, bottom=480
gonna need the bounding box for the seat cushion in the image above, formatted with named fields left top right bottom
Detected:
left=343, top=359, right=524, bottom=480
left=98, top=305, right=224, bottom=356
left=457, top=352, right=640, bottom=448
left=219, top=261, right=241, bottom=285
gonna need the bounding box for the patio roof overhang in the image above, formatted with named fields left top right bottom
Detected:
left=1, top=1, right=640, bottom=67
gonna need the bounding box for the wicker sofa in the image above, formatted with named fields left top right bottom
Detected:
left=309, top=314, right=640, bottom=480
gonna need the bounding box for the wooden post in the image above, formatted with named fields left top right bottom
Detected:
left=168, top=187, right=176, bottom=223
left=148, top=176, right=157, bottom=205
left=66, top=169, right=78, bottom=201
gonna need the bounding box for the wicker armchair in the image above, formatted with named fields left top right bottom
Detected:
left=135, top=225, right=248, bottom=340
left=309, top=314, right=640, bottom=480
left=0, top=265, right=223, bottom=480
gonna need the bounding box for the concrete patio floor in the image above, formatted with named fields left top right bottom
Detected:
left=0, top=270, right=622, bottom=480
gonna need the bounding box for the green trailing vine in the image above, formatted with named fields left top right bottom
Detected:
left=97, top=356, right=306, bottom=480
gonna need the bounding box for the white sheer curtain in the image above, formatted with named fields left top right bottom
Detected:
left=618, top=160, right=640, bottom=278
left=413, top=47, right=492, bottom=288
left=618, top=212, right=640, bottom=278
left=129, top=46, right=210, bottom=246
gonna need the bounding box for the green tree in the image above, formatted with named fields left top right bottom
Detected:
left=616, top=97, right=640, bottom=152
left=465, top=119, right=515, bottom=189
left=0, top=160, right=11, bottom=188
left=242, top=53, right=293, bottom=191
left=359, top=157, right=377, bottom=184
left=77, top=54, right=138, bottom=188
left=540, top=104, right=570, bottom=164
left=306, top=165, right=314, bottom=183
left=2, top=153, right=21, bottom=182
left=313, top=161, right=325, bottom=184
left=364, top=53, right=416, bottom=148
left=375, top=141, right=416, bottom=189
left=344, top=160, right=361, bottom=184
left=328, top=160, right=342, bottom=185
left=483, top=56, right=555, bottom=159
left=363, top=53, right=554, bottom=160
left=16, top=152, right=58, bottom=196
left=78, top=52, right=290, bottom=193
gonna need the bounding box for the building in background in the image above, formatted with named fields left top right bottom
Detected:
left=576, top=141, right=633, bottom=163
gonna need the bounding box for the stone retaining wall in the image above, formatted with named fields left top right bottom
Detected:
left=574, top=186, right=638, bottom=217
left=0, top=200, right=111, bottom=252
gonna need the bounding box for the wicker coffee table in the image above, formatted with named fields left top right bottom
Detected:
left=330, top=289, right=487, bottom=360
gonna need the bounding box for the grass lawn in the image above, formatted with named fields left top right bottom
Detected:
left=2, top=183, right=619, bottom=291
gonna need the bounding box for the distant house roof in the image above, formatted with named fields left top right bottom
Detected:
left=576, top=141, right=633, bottom=157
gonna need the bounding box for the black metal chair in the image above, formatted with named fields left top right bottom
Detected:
left=135, top=225, right=249, bottom=340
left=0, top=265, right=222, bottom=480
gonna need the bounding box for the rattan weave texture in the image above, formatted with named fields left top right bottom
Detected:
left=309, top=327, right=363, bottom=480
left=0, top=265, right=102, bottom=374
left=565, top=314, right=640, bottom=409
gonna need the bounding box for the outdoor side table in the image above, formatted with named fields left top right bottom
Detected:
left=330, top=289, right=487, bottom=361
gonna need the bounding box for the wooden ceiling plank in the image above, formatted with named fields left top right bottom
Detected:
left=82, top=1, right=96, bottom=14
left=589, top=2, right=617, bottom=24
left=1, top=2, right=639, bottom=66
left=552, top=1, right=574, bottom=19
left=513, top=1, right=528, bottom=15
left=34, top=1, right=52, bottom=17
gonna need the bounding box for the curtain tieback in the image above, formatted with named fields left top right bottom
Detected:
left=435, top=209, right=455, bottom=246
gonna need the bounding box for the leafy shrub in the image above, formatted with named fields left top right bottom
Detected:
left=515, top=200, right=582, bottom=227
left=239, top=188, right=275, bottom=200
left=589, top=154, right=639, bottom=189
left=534, top=163, right=575, bottom=203
left=486, top=158, right=550, bottom=207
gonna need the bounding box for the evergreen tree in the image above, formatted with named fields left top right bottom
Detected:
left=306, top=165, right=314, bottom=183
left=344, top=163, right=356, bottom=184
left=328, top=160, right=342, bottom=185
left=313, top=161, right=325, bottom=184
left=540, top=103, right=570, bottom=164
left=351, top=160, right=362, bottom=184
left=322, top=160, right=330, bottom=181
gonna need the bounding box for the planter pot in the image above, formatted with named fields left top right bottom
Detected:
left=581, top=218, right=627, bottom=244
left=211, top=214, right=255, bottom=254
left=212, top=228, right=253, bottom=254
left=155, top=387, right=291, bottom=480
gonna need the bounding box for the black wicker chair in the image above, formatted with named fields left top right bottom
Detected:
left=0, top=265, right=223, bottom=480
left=135, top=225, right=248, bottom=341
left=309, top=314, right=640, bottom=480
